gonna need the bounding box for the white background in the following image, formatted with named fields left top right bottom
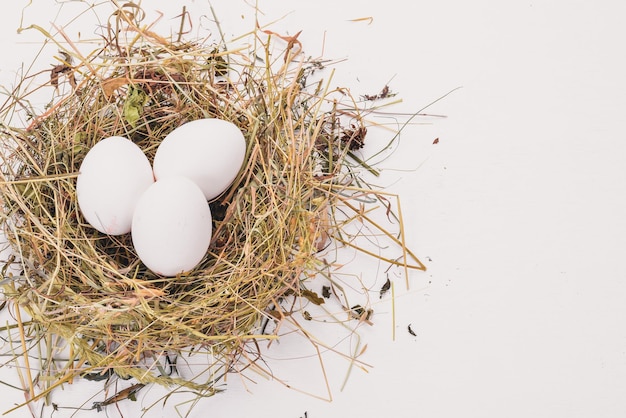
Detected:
left=1, top=1, right=626, bottom=417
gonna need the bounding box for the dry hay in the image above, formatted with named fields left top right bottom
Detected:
left=0, top=1, right=425, bottom=412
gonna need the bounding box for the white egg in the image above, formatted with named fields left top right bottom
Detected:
left=76, top=136, right=154, bottom=235
left=153, top=118, right=246, bottom=200
left=131, top=176, right=213, bottom=276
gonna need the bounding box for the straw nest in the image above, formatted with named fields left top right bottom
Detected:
left=0, top=1, right=424, bottom=406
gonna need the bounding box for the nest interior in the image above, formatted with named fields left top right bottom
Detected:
left=0, top=2, right=425, bottom=402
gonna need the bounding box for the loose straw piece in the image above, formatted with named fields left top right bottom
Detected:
left=14, top=304, right=34, bottom=399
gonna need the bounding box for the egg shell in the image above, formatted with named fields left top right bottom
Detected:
left=76, top=136, right=154, bottom=235
left=152, top=118, right=246, bottom=200
left=131, top=176, right=213, bottom=277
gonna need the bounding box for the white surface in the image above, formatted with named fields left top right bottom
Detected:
left=1, top=1, right=625, bottom=417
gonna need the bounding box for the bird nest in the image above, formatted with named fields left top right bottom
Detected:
left=0, top=1, right=425, bottom=412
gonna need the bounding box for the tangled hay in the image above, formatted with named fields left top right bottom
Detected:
left=0, top=1, right=425, bottom=412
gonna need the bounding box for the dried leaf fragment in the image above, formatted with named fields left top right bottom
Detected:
left=379, top=278, right=391, bottom=299
left=350, top=304, right=373, bottom=321
left=301, top=289, right=325, bottom=305
left=50, top=64, right=75, bottom=90
left=362, top=84, right=395, bottom=101
left=123, top=85, right=148, bottom=127
left=102, top=77, right=130, bottom=98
